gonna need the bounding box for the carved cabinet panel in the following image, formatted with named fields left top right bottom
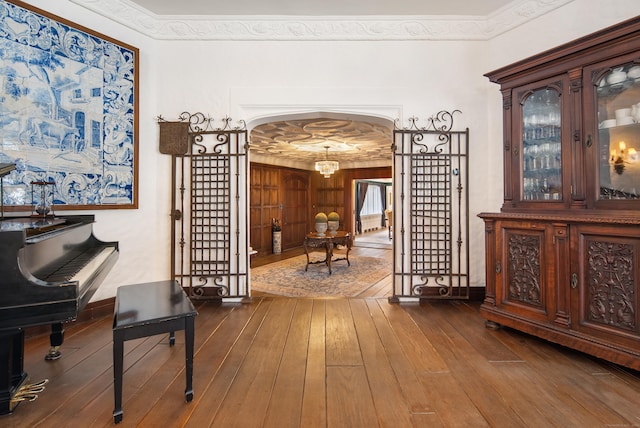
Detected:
left=571, top=224, right=640, bottom=354
left=498, top=222, right=551, bottom=323
left=490, top=219, right=571, bottom=327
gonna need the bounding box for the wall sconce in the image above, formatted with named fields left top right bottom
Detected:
left=315, top=146, right=339, bottom=178
left=611, top=141, right=638, bottom=164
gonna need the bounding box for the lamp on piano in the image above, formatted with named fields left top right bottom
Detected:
left=30, top=180, right=56, bottom=218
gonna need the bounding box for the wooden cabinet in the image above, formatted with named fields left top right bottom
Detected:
left=480, top=17, right=640, bottom=370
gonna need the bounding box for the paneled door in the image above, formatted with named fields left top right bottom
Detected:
left=281, top=171, right=309, bottom=250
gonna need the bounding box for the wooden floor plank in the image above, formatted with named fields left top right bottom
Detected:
left=262, top=299, right=313, bottom=427
left=366, top=299, right=436, bottom=414
left=89, top=336, right=185, bottom=428
left=326, top=366, right=378, bottom=427
left=6, top=294, right=640, bottom=428
left=433, top=301, right=523, bottom=362
left=428, top=302, right=565, bottom=427
left=451, top=302, right=632, bottom=426
left=515, top=332, right=640, bottom=425
left=377, top=301, right=448, bottom=373
left=416, top=371, right=489, bottom=427
left=210, top=298, right=297, bottom=427
left=15, top=318, right=121, bottom=427
left=410, top=412, right=444, bottom=428
left=299, top=300, right=327, bottom=428
left=349, top=299, right=414, bottom=427
left=357, top=275, right=392, bottom=298
left=427, top=302, right=571, bottom=426
left=183, top=299, right=272, bottom=427
left=404, top=303, right=529, bottom=427
left=136, top=302, right=240, bottom=427
left=325, top=299, right=362, bottom=367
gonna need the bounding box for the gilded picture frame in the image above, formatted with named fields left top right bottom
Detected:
left=0, top=0, right=138, bottom=210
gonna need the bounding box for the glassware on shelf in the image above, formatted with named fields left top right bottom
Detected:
left=521, top=87, right=562, bottom=202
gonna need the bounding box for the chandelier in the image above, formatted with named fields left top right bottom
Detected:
left=314, top=146, right=339, bottom=178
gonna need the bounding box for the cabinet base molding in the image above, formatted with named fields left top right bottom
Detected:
left=481, top=305, right=640, bottom=371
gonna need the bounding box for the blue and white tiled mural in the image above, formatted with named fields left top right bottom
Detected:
left=0, top=0, right=136, bottom=208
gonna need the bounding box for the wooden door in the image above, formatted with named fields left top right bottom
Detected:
left=570, top=224, right=640, bottom=352
left=249, top=164, right=280, bottom=253
left=281, top=171, right=309, bottom=250
left=497, top=220, right=554, bottom=323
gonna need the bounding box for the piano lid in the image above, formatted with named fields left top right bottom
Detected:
left=0, top=217, right=67, bottom=232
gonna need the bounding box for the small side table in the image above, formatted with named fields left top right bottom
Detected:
left=303, top=231, right=352, bottom=274
left=112, top=280, right=197, bottom=424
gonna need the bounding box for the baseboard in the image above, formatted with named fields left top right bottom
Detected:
left=23, top=286, right=484, bottom=339
left=419, top=286, right=485, bottom=301
left=24, top=297, right=116, bottom=338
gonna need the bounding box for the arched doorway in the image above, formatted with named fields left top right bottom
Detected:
left=246, top=112, right=395, bottom=298
left=247, top=112, right=394, bottom=255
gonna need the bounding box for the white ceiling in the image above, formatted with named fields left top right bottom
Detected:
left=115, top=0, right=547, bottom=171
left=121, top=0, right=512, bottom=170
left=127, top=0, right=514, bottom=17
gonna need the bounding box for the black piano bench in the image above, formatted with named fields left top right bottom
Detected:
left=112, top=280, right=197, bottom=424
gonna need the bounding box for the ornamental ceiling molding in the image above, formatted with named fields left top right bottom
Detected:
left=70, top=0, right=574, bottom=41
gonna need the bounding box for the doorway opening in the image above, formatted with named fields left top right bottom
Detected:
left=353, top=178, right=392, bottom=250
left=247, top=112, right=394, bottom=298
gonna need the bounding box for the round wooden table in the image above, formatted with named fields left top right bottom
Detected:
left=303, top=231, right=352, bottom=274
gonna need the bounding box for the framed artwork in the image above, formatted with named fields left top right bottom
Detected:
left=0, top=0, right=138, bottom=210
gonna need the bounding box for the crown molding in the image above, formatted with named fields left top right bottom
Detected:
left=69, top=0, right=574, bottom=41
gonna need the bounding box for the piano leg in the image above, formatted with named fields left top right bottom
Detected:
left=0, top=329, right=28, bottom=415
left=45, top=322, right=64, bottom=361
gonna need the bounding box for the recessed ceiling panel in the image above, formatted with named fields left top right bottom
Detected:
left=250, top=117, right=393, bottom=169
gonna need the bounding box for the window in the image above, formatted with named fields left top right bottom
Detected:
left=360, top=184, right=383, bottom=215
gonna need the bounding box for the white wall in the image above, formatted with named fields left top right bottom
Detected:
left=19, top=0, right=640, bottom=300
left=21, top=0, right=166, bottom=301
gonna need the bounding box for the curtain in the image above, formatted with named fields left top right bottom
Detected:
left=355, top=182, right=368, bottom=234
left=380, top=184, right=387, bottom=227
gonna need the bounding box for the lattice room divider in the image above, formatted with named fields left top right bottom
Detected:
left=160, top=113, right=249, bottom=301
left=390, top=111, right=470, bottom=300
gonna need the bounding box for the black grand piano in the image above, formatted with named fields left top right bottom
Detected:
left=0, top=206, right=118, bottom=413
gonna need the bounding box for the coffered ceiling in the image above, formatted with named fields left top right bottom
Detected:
left=249, top=116, right=394, bottom=171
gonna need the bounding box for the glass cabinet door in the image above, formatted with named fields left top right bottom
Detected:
left=593, top=63, right=640, bottom=202
left=521, top=88, right=562, bottom=202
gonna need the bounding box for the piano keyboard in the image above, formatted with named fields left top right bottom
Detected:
left=39, top=246, right=116, bottom=284
left=71, top=246, right=116, bottom=285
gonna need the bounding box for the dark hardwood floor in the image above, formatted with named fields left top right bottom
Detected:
left=5, top=239, right=640, bottom=427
